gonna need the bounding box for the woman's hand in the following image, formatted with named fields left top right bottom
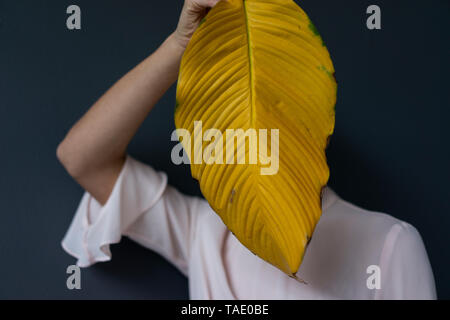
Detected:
left=173, top=0, right=223, bottom=49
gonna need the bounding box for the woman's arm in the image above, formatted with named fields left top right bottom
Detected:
left=57, top=0, right=222, bottom=205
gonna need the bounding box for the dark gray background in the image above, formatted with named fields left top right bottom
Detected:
left=0, top=0, right=448, bottom=299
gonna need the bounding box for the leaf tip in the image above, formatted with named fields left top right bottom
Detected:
left=289, top=273, right=308, bottom=285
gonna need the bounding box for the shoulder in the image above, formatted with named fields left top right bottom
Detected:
left=332, top=195, right=429, bottom=261
left=323, top=189, right=433, bottom=273
left=325, top=194, right=437, bottom=299
left=322, top=189, right=417, bottom=243
left=308, top=189, right=436, bottom=299
left=315, top=188, right=429, bottom=274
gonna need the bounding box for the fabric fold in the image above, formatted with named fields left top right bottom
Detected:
left=61, top=155, right=168, bottom=267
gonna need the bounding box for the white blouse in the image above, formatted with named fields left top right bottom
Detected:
left=62, top=155, right=437, bottom=299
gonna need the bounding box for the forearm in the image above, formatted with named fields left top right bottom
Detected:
left=58, top=0, right=222, bottom=204
left=57, top=33, right=184, bottom=202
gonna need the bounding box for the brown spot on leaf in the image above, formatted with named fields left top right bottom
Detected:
left=229, top=189, right=236, bottom=204
left=326, top=134, right=332, bottom=148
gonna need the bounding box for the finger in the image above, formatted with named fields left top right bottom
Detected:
left=207, top=0, right=222, bottom=7
left=190, top=0, right=224, bottom=9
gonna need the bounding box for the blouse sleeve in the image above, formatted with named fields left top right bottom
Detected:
left=61, top=155, right=201, bottom=276
left=377, top=222, right=437, bottom=299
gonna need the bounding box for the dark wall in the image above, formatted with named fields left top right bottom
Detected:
left=0, top=0, right=448, bottom=299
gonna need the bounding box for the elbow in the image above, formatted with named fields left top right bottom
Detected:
left=56, top=139, right=84, bottom=179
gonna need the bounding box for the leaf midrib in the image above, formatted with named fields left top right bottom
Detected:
left=243, top=0, right=255, bottom=128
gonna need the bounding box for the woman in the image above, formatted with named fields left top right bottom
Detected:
left=57, top=0, right=436, bottom=299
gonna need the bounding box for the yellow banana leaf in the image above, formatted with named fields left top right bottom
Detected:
left=175, top=0, right=337, bottom=277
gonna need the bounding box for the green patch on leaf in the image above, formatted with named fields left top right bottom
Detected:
left=199, top=17, right=207, bottom=27
left=308, top=21, right=326, bottom=46
left=308, top=21, right=320, bottom=36
left=317, top=65, right=335, bottom=81
left=175, top=99, right=180, bottom=111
